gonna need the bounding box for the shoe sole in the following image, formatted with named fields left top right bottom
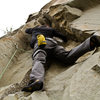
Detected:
left=22, top=81, right=43, bottom=92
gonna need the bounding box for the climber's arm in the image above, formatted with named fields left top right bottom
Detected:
left=25, top=28, right=33, bottom=34
left=30, top=34, right=37, bottom=48
left=53, top=29, right=67, bottom=42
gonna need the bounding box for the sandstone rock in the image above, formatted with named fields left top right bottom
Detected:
left=70, top=4, right=100, bottom=42
left=71, top=5, right=100, bottom=33
left=49, top=4, right=82, bottom=24
left=67, top=0, right=100, bottom=10
left=1, top=0, right=100, bottom=100
left=31, top=92, right=49, bottom=100
left=26, top=12, right=39, bottom=23
left=70, top=51, right=100, bottom=100
left=3, top=94, right=18, bottom=100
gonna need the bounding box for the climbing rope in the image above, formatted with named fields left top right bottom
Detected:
left=0, top=44, right=32, bottom=80
left=0, top=49, right=17, bottom=80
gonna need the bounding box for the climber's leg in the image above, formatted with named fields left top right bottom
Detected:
left=66, top=34, right=100, bottom=63
left=54, top=37, right=96, bottom=65
left=22, top=49, right=47, bottom=92
left=30, top=50, right=47, bottom=82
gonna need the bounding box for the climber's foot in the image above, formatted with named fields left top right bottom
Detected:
left=22, top=79, right=43, bottom=92
left=90, top=34, right=100, bottom=49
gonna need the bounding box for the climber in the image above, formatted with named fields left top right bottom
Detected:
left=22, top=18, right=100, bottom=92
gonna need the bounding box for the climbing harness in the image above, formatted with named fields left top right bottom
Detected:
left=0, top=44, right=32, bottom=80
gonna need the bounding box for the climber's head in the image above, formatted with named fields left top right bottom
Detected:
left=38, top=17, right=52, bottom=27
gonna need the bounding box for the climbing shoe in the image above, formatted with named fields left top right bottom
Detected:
left=22, top=79, right=43, bottom=92
left=90, top=34, right=100, bottom=49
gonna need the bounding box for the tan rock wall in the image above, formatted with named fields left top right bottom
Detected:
left=0, top=0, right=100, bottom=100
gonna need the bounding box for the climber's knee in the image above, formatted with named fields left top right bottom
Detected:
left=33, top=49, right=47, bottom=64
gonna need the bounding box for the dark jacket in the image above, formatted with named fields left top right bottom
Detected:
left=25, top=26, right=67, bottom=48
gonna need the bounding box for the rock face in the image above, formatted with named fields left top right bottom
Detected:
left=0, top=0, right=100, bottom=100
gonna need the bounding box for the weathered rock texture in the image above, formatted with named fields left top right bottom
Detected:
left=0, top=0, right=100, bottom=100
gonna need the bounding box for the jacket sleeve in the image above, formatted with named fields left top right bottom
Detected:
left=30, top=34, right=37, bottom=48
left=25, top=28, right=33, bottom=34
left=53, top=29, right=67, bottom=42
left=30, top=39, right=35, bottom=48
left=25, top=28, right=37, bottom=48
